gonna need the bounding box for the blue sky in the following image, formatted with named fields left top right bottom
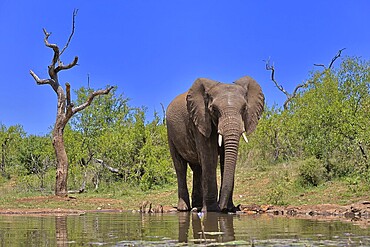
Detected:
left=0, top=1, right=369, bottom=135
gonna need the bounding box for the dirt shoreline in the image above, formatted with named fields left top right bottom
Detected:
left=240, top=201, right=370, bottom=218
left=0, top=198, right=368, bottom=226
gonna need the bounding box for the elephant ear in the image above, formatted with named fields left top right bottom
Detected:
left=235, top=76, right=265, bottom=135
left=186, top=78, right=219, bottom=137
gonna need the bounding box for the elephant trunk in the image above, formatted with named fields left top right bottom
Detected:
left=218, top=116, right=243, bottom=212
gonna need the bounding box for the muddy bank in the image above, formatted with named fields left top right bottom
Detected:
left=239, top=201, right=370, bottom=228
left=138, top=200, right=370, bottom=217
left=239, top=201, right=370, bottom=218
left=137, top=200, right=370, bottom=227
left=1, top=197, right=369, bottom=227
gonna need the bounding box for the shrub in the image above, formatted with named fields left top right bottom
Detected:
left=298, top=157, right=327, bottom=187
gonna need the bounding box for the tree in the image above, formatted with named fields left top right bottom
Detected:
left=67, top=87, right=134, bottom=190
left=20, top=135, right=54, bottom=189
left=0, top=124, right=26, bottom=177
left=30, top=10, right=114, bottom=196
left=65, top=87, right=174, bottom=191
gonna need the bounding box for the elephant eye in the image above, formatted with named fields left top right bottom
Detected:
left=209, top=104, right=220, bottom=116
left=208, top=104, right=214, bottom=112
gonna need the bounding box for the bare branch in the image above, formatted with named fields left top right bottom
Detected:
left=328, top=48, right=346, bottom=69
left=94, top=158, right=121, bottom=174
left=60, top=9, right=78, bottom=56
left=32, top=10, right=80, bottom=94
left=160, top=103, right=166, bottom=124
left=314, top=48, right=346, bottom=70
left=264, top=59, right=291, bottom=98
left=313, top=63, right=326, bottom=69
left=87, top=73, right=90, bottom=89
left=291, top=83, right=306, bottom=97
left=265, top=48, right=346, bottom=110
left=55, top=56, right=79, bottom=73
left=265, top=59, right=311, bottom=110
left=41, top=9, right=79, bottom=77
left=42, top=28, right=60, bottom=68
left=29, top=70, right=54, bottom=85
left=68, top=181, right=85, bottom=194
left=282, top=82, right=310, bottom=109
left=72, top=86, right=115, bottom=114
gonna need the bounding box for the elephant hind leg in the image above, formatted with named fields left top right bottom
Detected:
left=189, top=163, right=203, bottom=210
left=175, top=160, right=190, bottom=211
left=176, top=162, right=190, bottom=211
left=170, top=145, right=190, bottom=211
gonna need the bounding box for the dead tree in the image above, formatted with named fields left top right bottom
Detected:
left=265, top=48, right=346, bottom=110
left=30, top=10, right=114, bottom=196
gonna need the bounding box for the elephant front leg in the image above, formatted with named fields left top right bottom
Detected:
left=190, top=163, right=203, bottom=210
left=226, top=186, right=239, bottom=212
left=200, top=155, right=220, bottom=212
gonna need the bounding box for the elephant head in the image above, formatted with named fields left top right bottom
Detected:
left=186, top=76, right=264, bottom=211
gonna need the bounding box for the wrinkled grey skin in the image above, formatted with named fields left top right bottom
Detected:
left=166, top=76, right=264, bottom=212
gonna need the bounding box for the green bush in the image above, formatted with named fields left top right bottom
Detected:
left=265, top=164, right=296, bottom=205
left=138, top=114, right=175, bottom=191
left=298, top=157, right=327, bottom=187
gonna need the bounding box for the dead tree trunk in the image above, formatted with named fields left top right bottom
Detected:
left=30, top=11, right=114, bottom=196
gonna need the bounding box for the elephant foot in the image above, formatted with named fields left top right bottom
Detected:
left=177, top=198, right=190, bottom=211
left=201, top=203, right=221, bottom=212
left=191, top=201, right=202, bottom=210
left=219, top=203, right=241, bottom=213
left=227, top=204, right=241, bottom=213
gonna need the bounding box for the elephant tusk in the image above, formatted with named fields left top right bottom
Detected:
left=218, top=134, right=223, bottom=147
left=242, top=132, right=248, bottom=143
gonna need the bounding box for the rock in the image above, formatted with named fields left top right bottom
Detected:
left=139, top=201, right=152, bottom=213
left=152, top=205, right=163, bottom=213
left=344, top=211, right=355, bottom=218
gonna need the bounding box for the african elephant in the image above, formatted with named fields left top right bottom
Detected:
left=166, top=76, right=264, bottom=212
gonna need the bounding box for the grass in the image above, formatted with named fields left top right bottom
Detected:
left=233, top=160, right=369, bottom=207
left=0, top=182, right=178, bottom=211
left=0, top=161, right=368, bottom=212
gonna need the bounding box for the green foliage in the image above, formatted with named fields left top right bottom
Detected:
left=19, top=135, right=54, bottom=189
left=0, top=124, right=26, bottom=176
left=241, top=105, right=289, bottom=167
left=65, top=86, right=174, bottom=191
left=298, top=157, right=327, bottom=187
left=265, top=163, right=296, bottom=205
left=242, top=56, right=370, bottom=188
left=138, top=113, right=175, bottom=190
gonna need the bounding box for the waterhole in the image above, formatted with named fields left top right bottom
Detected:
left=0, top=212, right=368, bottom=246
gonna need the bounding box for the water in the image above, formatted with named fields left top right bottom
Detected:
left=0, top=211, right=369, bottom=246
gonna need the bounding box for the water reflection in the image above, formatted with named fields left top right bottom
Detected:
left=55, top=216, right=68, bottom=247
left=178, top=212, right=236, bottom=243
left=0, top=212, right=369, bottom=246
